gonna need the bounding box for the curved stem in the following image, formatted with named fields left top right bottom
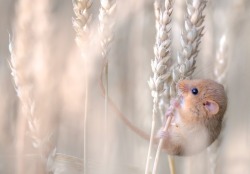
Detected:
left=104, top=61, right=108, bottom=141
left=145, top=107, right=156, bottom=174
left=152, top=116, right=173, bottom=174
left=83, top=56, right=89, bottom=174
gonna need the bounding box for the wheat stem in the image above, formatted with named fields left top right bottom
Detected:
left=99, top=0, right=116, bottom=164
left=104, top=62, right=108, bottom=136
left=83, top=56, right=89, bottom=174
left=150, top=0, right=207, bottom=173
left=145, top=106, right=157, bottom=174
left=72, top=0, right=93, bottom=173
left=168, top=155, right=176, bottom=174
left=152, top=116, right=172, bottom=174
left=147, top=0, right=174, bottom=173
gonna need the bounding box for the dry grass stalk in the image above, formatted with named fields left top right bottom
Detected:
left=152, top=115, right=172, bottom=174
left=31, top=0, right=57, bottom=172
left=9, top=0, right=37, bottom=173
left=72, top=0, right=93, bottom=173
left=11, top=0, right=56, bottom=173
left=99, top=0, right=116, bottom=133
left=9, top=37, right=34, bottom=174
left=98, top=1, right=116, bottom=173
left=147, top=0, right=174, bottom=173
left=151, top=0, right=207, bottom=173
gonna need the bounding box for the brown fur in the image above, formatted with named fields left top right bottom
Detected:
left=161, top=79, right=227, bottom=155
left=103, top=79, right=227, bottom=156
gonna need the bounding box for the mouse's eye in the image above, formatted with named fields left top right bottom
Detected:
left=191, top=88, right=198, bottom=95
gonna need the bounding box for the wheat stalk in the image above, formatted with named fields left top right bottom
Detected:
left=98, top=1, right=116, bottom=173
left=99, top=0, right=116, bottom=135
left=151, top=0, right=207, bottom=173
left=147, top=0, right=174, bottom=173
left=72, top=0, right=93, bottom=173
left=31, top=1, right=58, bottom=173
left=11, top=0, right=57, bottom=173
left=9, top=37, right=34, bottom=174
left=9, top=0, right=38, bottom=173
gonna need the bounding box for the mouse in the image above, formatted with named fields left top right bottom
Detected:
left=157, top=79, right=227, bottom=155
left=101, top=79, right=227, bottom=156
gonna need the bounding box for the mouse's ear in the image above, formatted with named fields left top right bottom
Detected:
left=204, top=100, right=219, bottom=116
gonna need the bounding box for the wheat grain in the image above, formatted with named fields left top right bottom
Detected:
left=72, top=0, right=92, bottom=49
left=172, top=0, right=207, bottom=86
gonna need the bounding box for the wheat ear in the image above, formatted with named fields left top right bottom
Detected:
left=9, top=36, right=34, bottom=174
left=172, top=0, right=207, bottom=84
left=11, top=0, right=57, bottom=173
left=146, top=0, right=174, bottom=173
left=9, top=0, right=38, bottom=173
left=152, top=0, right=207, bottom=173
left=72, top=0, right=92, bottom=173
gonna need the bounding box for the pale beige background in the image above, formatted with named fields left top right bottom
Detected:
left=0, top=0, right=249, bottom=174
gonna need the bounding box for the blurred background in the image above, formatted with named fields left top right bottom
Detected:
left=0, top=0, right=250, bottom=174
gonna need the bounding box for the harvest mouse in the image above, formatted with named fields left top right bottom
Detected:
left=158, top=79, right=227, bottom=155
left=103, top=79, right=227, bottom=156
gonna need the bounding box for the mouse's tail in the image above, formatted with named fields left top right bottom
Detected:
left=107, top=95, right=151, bottom=141
left=99, top=62, right=151, bottom=141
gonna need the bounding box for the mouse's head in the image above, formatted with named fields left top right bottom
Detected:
left=177, top=79, right=227, bottom=118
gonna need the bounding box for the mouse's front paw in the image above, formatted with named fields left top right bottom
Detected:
left=156, top=128, right=169, bottom=139
left=165, top=104, right=175, bottom=117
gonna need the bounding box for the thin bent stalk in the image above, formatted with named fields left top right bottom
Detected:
left=152, top=115, right=172, bottom=174
left=144, top=106, right=157, bottom=174
left=152, top=0, right=207, bottom=173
